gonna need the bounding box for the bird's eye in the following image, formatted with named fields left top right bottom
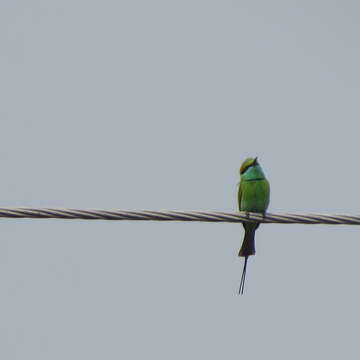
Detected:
left=241, top=164, right=251, bottom=174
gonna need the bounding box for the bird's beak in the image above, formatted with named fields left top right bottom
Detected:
left=253, top=157, right=258, bottom=165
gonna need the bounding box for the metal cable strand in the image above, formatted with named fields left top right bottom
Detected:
left=0, top=207, right=359, bottom=224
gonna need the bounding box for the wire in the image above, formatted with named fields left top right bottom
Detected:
left=0, top=207, right=358, bottom=224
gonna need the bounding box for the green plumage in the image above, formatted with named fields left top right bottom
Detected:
left=237, top=157, right=270, bottom=294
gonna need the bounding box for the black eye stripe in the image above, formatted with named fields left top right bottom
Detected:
left=241, top=163, right=254, bottom=174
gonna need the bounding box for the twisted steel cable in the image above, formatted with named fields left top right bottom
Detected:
left=0, top=207, right=359, bottom=224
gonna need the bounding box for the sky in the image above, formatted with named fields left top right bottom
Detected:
left=1, top=0, right=360, bottom=359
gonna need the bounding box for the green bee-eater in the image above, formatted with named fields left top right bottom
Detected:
left=238, top=157, right=270, bottom=294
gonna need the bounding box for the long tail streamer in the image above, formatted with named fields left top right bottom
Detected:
left=239, top=256, right=249, bottom=295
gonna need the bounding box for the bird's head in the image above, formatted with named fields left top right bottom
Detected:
left=240, top=157, right=258, bottom=175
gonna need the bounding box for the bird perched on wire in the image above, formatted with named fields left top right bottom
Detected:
left=238, top=157, right=270, bottom=294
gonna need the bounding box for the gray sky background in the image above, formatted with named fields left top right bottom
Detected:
left=1, top=1, right=360, bottom=359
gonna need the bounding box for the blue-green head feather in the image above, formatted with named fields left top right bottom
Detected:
left=240, top=157, right=266, bottom=181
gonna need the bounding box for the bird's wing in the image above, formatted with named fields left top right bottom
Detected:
left=237, top=181, right=242, bottom=210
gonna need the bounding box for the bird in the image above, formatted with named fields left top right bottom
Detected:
left=238, top=157, right=270, bottom=294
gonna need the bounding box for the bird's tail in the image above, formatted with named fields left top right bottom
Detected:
left=238, top=224, right=258, bottom=295
left=239, top=256, right=249, bottom=295
left=238, top=224, right=257, bottom=257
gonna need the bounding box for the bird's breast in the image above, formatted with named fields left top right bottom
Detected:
left=239, top=179, right=270, bottom=212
